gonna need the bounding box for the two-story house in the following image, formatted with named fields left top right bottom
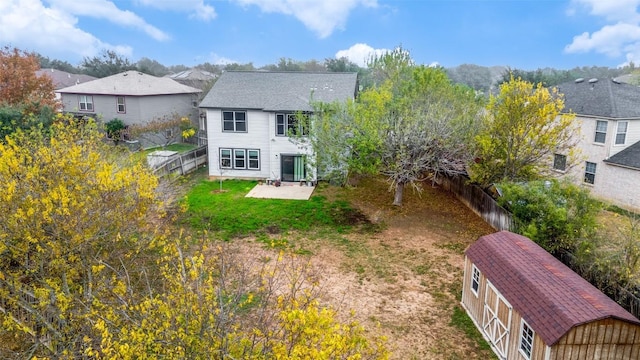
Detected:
left=200, top=71, right=358, bottom=182
left=57, top=71, right=201, bottom=147
left=554, top=78, right=640, bottom=211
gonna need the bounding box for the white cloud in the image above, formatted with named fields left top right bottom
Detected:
left=233, top=0, right=377, bottom=38
left=136, top=0, right=217, bottom=21
left=565, top=0, right=640, bottom=64
left=209, top=53, right=238, bottom=65
left=0, top=0, right=132, bottom=60
left=335, top=43, right=389, bottom=67
left=569, top=0, right=640, bottom=22
left=48, top=0, right=170, bottom=41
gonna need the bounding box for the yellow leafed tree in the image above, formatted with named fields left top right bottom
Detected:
left=469, top=77, right=578, bottom=186
left=0, top=114, right=159, bottom=358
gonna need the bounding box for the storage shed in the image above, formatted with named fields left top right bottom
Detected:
left=461, top=231, right=640, bottom=360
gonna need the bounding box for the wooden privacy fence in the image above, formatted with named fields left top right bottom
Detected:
left=438, top=175, right=514, bottom=231
left=152, top=146, right=207, bottom=178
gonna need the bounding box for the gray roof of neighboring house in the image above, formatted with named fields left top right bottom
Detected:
left=57, top=70, right=201, bottom=96
left=36, top=69, right=97, bottom=89
left=604, top=140, right=640, bottom=170
left=200, top=71, right=358, bottom=112
left=165, top=69, right=217, bottom=81
left=614, top=73, right=640, bottom=85
left=555, top=78, right=640, bottom=118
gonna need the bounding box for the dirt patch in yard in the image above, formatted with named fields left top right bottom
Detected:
left=231, top=176, right=496, bottom=359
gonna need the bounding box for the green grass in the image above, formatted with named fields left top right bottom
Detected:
left=145, top=143, right=198, bottom=153
left=182, top=179, right=363, bottom=240
left=449, top=306, right=496, bottom=358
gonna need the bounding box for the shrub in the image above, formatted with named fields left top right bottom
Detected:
left=498, top=179, right=601, bottom=254
left=105, top=117, right=125, bottom=143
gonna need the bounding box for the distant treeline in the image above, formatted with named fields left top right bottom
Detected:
left=38, top=50, right=638, bottom=93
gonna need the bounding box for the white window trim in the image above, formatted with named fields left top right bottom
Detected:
left=615, top=121, right=628, bottom=146
left=471, top=264, right=480, bottom=297
left=519, top=319, right=534, bottom=359
left=594, top=120, right=607, bottom=144
left=116, top=96, right=126, bottom=113
left=233, top=149, right=246, bottom=169
left=220, top=148, right=232, bottom=169
left=220, top=148, right=260, bottom=170
left=584, top=161, right=597, bottom=185
left=552, top=153, right=567, bottom=172
left=248, top=149, right=260, bottom=170
left=79, top=95, right=94, bottom=112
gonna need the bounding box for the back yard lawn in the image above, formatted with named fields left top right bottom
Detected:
left=182, top=175, right=497, bottom=359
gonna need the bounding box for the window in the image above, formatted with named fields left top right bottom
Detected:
left=594, top=120, right=607, bottom=143
left=222, top=111, right=246, bottom=132
left=220, top=149, right=232, bottom=169
left=519, top=320, right=534, bottom=359
left=584, top=161, right=597, bottom=184
left=276, top=113, right=309, bottom=136
left=616, top=121, right=628, bottom=145
left=471, top=265, right=480, bottom=296
left=248, top=150, right=260, bottom=170
left=234, top=149, right=246, bottom=169
left=220, top=148, right=259, bottom=170
left=116, top=96, right=126, bottom=113
left=79, top=95, right=93, bottom=112
left=553, top=154, right=567, bottom=171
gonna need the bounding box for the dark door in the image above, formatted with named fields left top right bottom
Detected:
left=281, top=155, right=305, bottom=182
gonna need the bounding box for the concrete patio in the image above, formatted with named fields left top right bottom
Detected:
left=245, top=182, right=315, bottom=200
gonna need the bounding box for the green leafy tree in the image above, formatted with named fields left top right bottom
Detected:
left=498, top=180, right=601, bottom=254
left=81, top=49, right=136, bottom=78
left=310, top=48, right=482, bottom=206
left=446, top=64, right=492, bottom=94
left=469, top=77, right=578, bottom=186
left=37, top=54, right=80, bottom=73
left=136, top=57, right=170, bottom=76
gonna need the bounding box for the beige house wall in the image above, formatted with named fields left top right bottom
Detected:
left=555, top=115, right=640, bottom=212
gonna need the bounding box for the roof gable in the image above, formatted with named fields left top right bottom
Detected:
left=36, top=69, right=96, bottom=89
left=466, top=231, right=640, bottom=346
left=57, top=70, right=201, bottom=96
left=556, top=78, right=640, bottom=119
left=604, top=140, right=640, bottom=170
left=199, top=71, right=357, bottom=112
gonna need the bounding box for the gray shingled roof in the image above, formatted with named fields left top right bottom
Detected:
left=165, top=69, right=217, bottom=81
left=200, top=71, right=358, bottom=112
left=556, top=78, right=640, bottom=118
left=57, top=70, right=201, bottom=96
left=604, top=140, right=640, bottom=170
left=466, top=231, right=640, bottom=346
left=36, top=69, right=96, bottom=89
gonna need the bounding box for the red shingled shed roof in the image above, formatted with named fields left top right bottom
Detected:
left=466, top=231, right=640, bottom=346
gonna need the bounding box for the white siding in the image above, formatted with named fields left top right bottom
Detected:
left=206, top=109, right=313, bottom=180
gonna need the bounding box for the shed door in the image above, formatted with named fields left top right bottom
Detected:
left=482, top=281, right=512, bottom=359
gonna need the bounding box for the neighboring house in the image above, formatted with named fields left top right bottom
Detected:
left=36, top=68, right=96, bottom=91
left=199, top=71, right=358, bottom=182
left=165, top=69, right=218, bottom=90
left=553, top=78, right=640, bottom=212
left=462, top=231, right=640, bottom=360
left=57, top=71, right=201, bottom=147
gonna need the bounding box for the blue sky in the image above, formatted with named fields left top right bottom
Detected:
left=1, top=0, right=639, bottom=70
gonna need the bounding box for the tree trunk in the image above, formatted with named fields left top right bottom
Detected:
left=393, top=182, right=404, bottom=206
